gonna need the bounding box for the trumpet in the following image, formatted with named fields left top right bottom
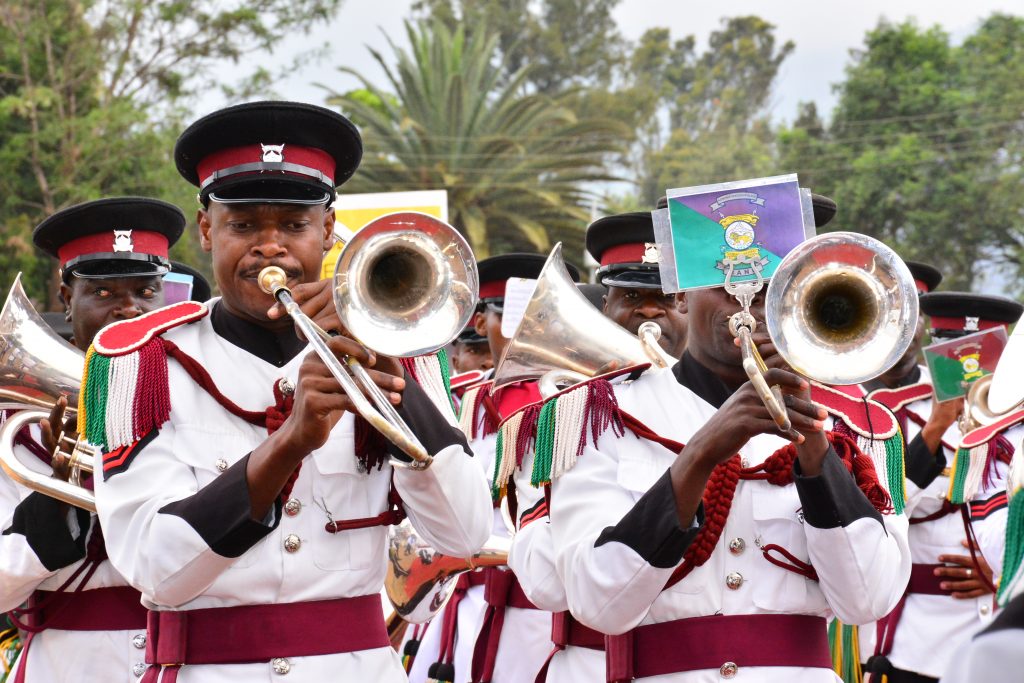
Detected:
left=259, top=211, right=478, bottom=468
left=737, top=231, right=920, bottom=428
left=0, top=275, right=98, bottom=511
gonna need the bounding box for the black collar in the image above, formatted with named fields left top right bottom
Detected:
left=671, top=350, right=734, bottom=410
left=210, top=301, right=306, bottom=367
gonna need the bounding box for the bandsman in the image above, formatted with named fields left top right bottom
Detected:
left=88, top=101, right=492, bottom=682
left=0, top=197, right=187, bottom=682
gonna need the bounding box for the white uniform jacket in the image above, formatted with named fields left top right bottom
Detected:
left=410, top=375, right=552, bottom=683
left=508, top=453, right=604, bottom=683
left=860, top=368, right=1011, bottom=679
left=550, top=361, right=911, bottom=683
left=94, top=307, right=491, bottom=683
left=0, top=428, right=149, bottom=682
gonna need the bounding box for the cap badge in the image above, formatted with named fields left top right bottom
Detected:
left=965, top=316, right=980, bottom=332
left=261, top=143, right=285, bottom=162
left=642, top=243, right=662, bottom=264
left=113, top=230, right=134, bottom=253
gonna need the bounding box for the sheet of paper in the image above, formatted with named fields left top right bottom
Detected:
left=500, top=277, right=537, bottom=338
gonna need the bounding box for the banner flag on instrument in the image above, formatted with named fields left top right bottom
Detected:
left=660, top=174, right=809, bottom=291
left=924, top=327, right=1008, bottom=402
left=321, top=190, right=448, bottom=280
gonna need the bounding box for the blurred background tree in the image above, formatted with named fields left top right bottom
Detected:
left=0, top=1, right=1022, bottom=298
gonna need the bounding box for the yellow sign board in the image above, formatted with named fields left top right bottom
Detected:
left=321, top=190, right=449, bottom=279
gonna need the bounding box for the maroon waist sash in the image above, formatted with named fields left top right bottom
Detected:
left=907, top=563, right=953, bottom=596
left=31, top=586, right=148, bottom=631
left=606, top=614, right=831, bottom=682
left=143, top=594, right=388, bottom=681
left=551, top=611, right=604, bottom=651
left=471, top=568, right=541, bottom=682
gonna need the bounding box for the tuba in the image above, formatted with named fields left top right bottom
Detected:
left=0, top=275, right=97, bottom=511
left=962, top=323, right=1024, bottom=433
left=493, top=243, right=675, bottom=396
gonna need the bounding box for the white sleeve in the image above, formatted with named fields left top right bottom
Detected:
left=507, top=455, right=567, bottom=612
left=550, top=433, right=700, bottom=635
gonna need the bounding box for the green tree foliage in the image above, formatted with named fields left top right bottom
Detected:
left=781, top=16, right=1024, bottom=290
left=0, top=0, right=341, bottom=309
left=640, top=16, right=793, bottom=205
left=322, top=21, right=625, bottom=259
left=412, top=0, right=622, bottom=93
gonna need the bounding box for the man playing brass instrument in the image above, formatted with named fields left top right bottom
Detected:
left=528, top=196, right=911, bottom=682
left=88, top=101, right=491, bottom=682
left=0, top=197, right=187, bottom=682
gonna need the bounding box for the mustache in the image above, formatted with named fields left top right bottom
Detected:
left=239, top=263, right=302, bottom=280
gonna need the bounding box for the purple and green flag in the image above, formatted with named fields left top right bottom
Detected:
left=666, top=174, right=808, bottom=290
left=924, top=327, right=1009, bottom=402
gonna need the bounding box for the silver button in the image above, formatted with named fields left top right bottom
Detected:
left=284, top=498, right=302, bottom=516
left=132, top=633, right=147, bottom=649
left=720, top=661, right=738, bottom=678
left=726, top=572, right=743, bottom=590
left=215, top=458, right=228, bottom=472
left=272, top=657, right=291, bottom=674
left=133, top=662, right=148, bottom=677
left=980, top=604, right=991, bottom=616
left=284, top=534, right=301, bottom=553
left=728, top=538, right=745, bottom=555
left=278, top=378, right=295, bottom=396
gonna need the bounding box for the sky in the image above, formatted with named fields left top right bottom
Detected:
left=229, top=0, right=1024, bottom=125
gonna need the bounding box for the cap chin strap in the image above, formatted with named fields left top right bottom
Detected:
left=207, top=192, right=331, bottom=206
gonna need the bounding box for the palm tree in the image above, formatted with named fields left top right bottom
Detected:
left=323, top=21, right=625, bottom=258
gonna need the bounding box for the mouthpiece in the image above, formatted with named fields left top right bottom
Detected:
left=257, top=266, right=288, bottom=295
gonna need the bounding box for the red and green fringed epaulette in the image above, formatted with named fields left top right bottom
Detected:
left=400, top=348, right=456, bottom=418
left=998, top=452, right=1024, bottom=606
left=947, top=410, right=1023, bottom=505
left=811, top=382, right=907, bottom=514
left=457, top=379, right=495, bottom=440
left=78, top=301, right=208, bottom=452
left=491, top=366, right=646, bottom=499
left=492, top=396, right=545, bottom=500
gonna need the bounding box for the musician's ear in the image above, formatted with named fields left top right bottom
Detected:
left=321, top=207, right=335, bottom=251
left=197, top=208, right=212, bottom=252
left=676, top=292, right=687, bottom=315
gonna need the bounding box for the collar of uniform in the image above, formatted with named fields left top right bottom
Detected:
left=671, top=350, right=733, bottom=410
left=210, top=300, right=307, bottom=368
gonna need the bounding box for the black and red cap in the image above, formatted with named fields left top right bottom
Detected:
left=920, top=291, right=1023, bottom=338
left=174, top=101, right=362, bottom=206
left=477, top=253, right=580, bottom=311
left=904, top=261, right=943, bottom=295
left=586, top=212, right=662, bottom=289
left=33, top=197, right=185, bottom=282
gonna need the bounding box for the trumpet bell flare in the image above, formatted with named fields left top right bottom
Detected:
left=766, top=232, right=919, bottom=386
